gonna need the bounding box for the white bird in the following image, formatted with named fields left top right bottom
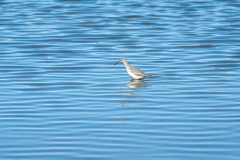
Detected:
left=115, top=58, right=151, bottom=80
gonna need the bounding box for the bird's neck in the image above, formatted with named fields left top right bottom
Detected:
left=123, top=61, right=130, bottom=69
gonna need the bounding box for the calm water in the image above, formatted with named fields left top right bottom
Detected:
left=1, top=0, right=240, bottom=159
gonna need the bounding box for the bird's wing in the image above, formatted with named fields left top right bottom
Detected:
left=130, top=66, right=151, bottom=77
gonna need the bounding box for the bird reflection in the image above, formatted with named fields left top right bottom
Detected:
left=120, top=80, right=152, bottom=119
left=121, top=79, right=151, bottom=96
left=121, top=79, right=151, bottom=91
left=127, top=79, right=150, bottom=89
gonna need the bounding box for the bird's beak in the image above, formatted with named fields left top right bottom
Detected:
left=114, top=61, right=121, bottom=65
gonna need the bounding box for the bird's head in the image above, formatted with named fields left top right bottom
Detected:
left=114, top=58, right=126, bottom=65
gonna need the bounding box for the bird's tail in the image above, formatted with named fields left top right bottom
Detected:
left=145, top=74, right=152, bottom=77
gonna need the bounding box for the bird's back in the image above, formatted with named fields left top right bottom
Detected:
left=129, top=65, right=151, bottom=77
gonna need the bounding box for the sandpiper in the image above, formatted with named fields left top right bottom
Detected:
left=114, top=58, right=152, bottom=79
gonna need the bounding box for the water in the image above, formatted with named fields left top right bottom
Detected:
left=1, top=0, right=240, bottom=159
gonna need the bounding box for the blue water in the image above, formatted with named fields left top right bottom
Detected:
left=1, top=0, right=240, bottom=159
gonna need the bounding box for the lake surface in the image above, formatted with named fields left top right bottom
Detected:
left=0, top=0, right=240, bottom=159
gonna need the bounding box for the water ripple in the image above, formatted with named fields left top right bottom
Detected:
left=0, top=0, right=240, bottom=159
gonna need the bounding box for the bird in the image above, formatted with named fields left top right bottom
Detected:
left=114, top=58, right=152, bottom=79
